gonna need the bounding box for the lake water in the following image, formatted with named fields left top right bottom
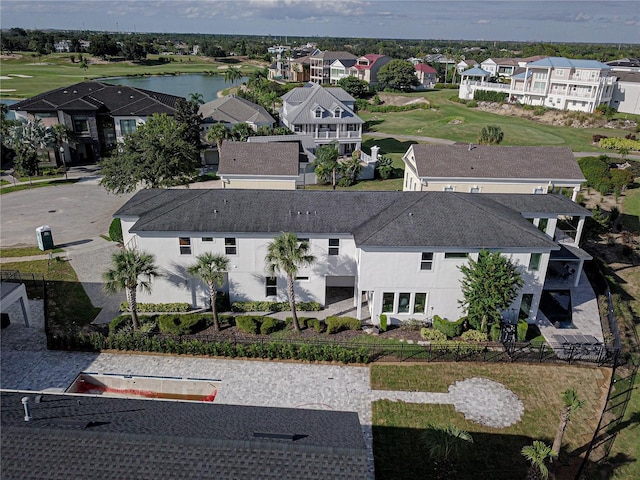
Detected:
left=101, top=74, right=247, bottom=103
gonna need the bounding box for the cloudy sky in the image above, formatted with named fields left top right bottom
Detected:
left=1, top=0, right=638, bottom=43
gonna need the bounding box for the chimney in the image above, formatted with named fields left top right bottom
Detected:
left=22, top=397, right=32, bottom=422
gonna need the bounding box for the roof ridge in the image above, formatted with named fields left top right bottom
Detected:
left=133, top=190, right=211, bottom=230
left=354, top=193, right=424, bottom=244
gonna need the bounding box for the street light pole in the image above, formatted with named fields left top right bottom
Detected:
left=59, top=146, right=68, bottom=180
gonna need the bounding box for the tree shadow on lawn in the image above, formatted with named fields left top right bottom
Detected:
left=372, top=426, right=634, bottom=480
left=362, top=137, right=417, bottom=156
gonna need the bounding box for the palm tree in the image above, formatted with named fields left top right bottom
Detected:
left=103, top=248, right=161, bottom=330
left=6, top=118, right=55, bottom=177
left=187, top=252, right=229, bottom=332
left=224, top=66, right=243, bottom=84
left=205, top=123, right=230, bottom=152
left=551, top=388, right=585, bottom=459
left=521, top=441, right=557, bottom=480
left=265, top=233, right=315, bottom=332
left=422, top=424, right=473, bottom=479
left=188, top=92, right=205, bottom=105
left=231, top=122, right=252, bottom=141
left=52, top=123, right=75, bottom=173
left=338, top=155, right=362, bottom=186
left=478, top=125, right=504, bottom=145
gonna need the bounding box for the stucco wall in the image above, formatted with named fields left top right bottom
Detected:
left=222, top=178, right=297, bottom=190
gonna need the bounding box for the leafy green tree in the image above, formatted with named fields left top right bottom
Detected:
left=4, top=118, right=54, bottom=176
left=79, top=57, right=88, bottom=72
left=205, top=123, right=230, bottom=152
left=521, top=441, right=556, bottom=480
left=337, top=77, right=370, bottom=98
left=103, top=248, right=161, bottom=331
left=120, top=38, right=146, bottom=61
left=100, top=114, right=199, bottom=194
left=458, top=250, right=523, bottom=334
left=265, top=233, right=316, bottom=332
left=89, top=33, right=118, bottom=59
left=312, top=144, right=340, bottom=189
left=377, top=59, right=420, bottom=92
left=478, top=125, right=504, bottom=145
left=551, top=388, right=585, bottom=462
left=231, top=122, right=253, bottom=141
left=422, top=424, right=473, bottom=479
left=188, top=252, right=230, bottom=332
left=224, top=66, right=243, bottom=84
left=376, top=156, right=394, bottom=180
left=175, top=98, right=203, bottom=153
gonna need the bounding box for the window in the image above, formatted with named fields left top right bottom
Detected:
left=555, top=69, right=564, bottom=76
left=470, top=186, right=480, bottom=193
left=179, top=237, right=192, bottom=255
left=265, top=277, right=277, bottom=297
left=537, top=218, right=549, bottom=233
left=398, top=293, right=411, bottom=313
left=334, top=108, right=342, bottom=118
left=120, top=119, right=137, bottom=135
left=72, top=116, right=89, bottom=133
left=534, top=187, right=545, bottom=194
left=328, top=238, right=340, bottom=256
left=443, top=186, right=455, bottom=192
left=529, top=253, right=542, bottom=271
left=314, top=107, right=322, bottom=118
left=519, top=294, right=534, bottom=320
left=34, top=112, right=55, bottom=119
left=295, top=276, right=309, bottom=281
left=382, top=292, right=395, bottom=313
left=414, top=293, right=427, bottom=314
left=347, top=124, right=358, bottom=131
left=202, top=237, right=213, bottom=242
left=225, top=238, right=237, bottom=255
left=420, top=252, right=433, bottom=270
left=445, top=252, right=468, bottom=259
left=298, top=238, right=310, bottom=245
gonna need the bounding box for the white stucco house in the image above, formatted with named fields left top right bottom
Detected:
left=402, top=145, right=585, bottom=200
left=609, top=71, right=640, bottom=115
left=115, top=189, right=591, bottom=327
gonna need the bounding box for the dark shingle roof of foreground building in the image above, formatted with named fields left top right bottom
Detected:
left=409, top=145, right=585, bottom=182
left=115, top=190, right=589, bottom=250
left=1, top=391, right=367, bottom=480
left=218, top=142, right=300, bottom=176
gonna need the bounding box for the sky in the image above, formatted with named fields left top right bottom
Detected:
left=1, top=0, right=639, bottom=44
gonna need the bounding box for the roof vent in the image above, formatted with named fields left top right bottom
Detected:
left=306, top=211, right=310, bottom=215
left=73, top=90, right=77, bottom=94
left=213, top=209, right=218, bottom=214
left=468, top=143, right=473, bottom=151
left=223, top=199, right=228, bottom=203
left=408, top=212, right=413, bottom=216
left=22, top=397, right=31, bottom=422
left=63, top=90, right=68, bottom=94
left=297, top=211, right=301, bottom=215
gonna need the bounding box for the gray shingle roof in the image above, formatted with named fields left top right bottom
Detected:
left=115, top=190, right=568, bottom=250
left=409, top=145, right=585, bottom=182
left=310, top=51, right=357, bottom=60
left=10, top=81, right=181, bottom=115
left=1, top=391, right=367, bottom=480
left=199, top=95, right=275, bottom=126
left=218, top=142, right=300, bottom=176
left=281, top=84, right=363, bottom=125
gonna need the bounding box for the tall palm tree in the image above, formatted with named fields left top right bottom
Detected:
left=187, top=252, right=229, bottom=332
left=521, top=441, right=556, bottom=480
left=6, top=118, right=55, bottom=176
left=52, top=123, right=75, bottom=172
left=422, top=424, right=473, bottom=479
left=551, top=388, right=585, bottom=458
left=205, top=123, right=230, bottom=152
left=103, top=248, right=161, bottom=331
left=188, top=92, right=205, bottom=105
left=231, top=122, right=252, bottom=141
left=265, top=233, right=315, bottom=332
left=224, top=66, right=243, bottom=84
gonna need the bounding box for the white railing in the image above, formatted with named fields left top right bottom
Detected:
left=315, top=131, right=361, bottom=140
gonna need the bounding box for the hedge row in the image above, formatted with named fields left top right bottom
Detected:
left=600, top=137, right=640, bottom=151
left=120, top=302, right=191, bottom=313
left=360, top=103, right=431, bottom=113
left=66, top=332, right=371, bottom=364
left=473, top=90, right=508, bottom=102
left=326, top=316, right=361, bottom=334
left=235, top=315, right=286, bottom=335
left=432, top=315, right=466, bottom=338
left=286, top=317, right=325, bottom=333
left=231, top=301, right=322, bottom=313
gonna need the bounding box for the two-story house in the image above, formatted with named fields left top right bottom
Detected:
left=309, top=51, right=357, bottom=84
left=280, top=83, right=363, bottom=155
left=10, top=81, right=182, bottom=164
left=402, top=144, right=585, bottom=200
left=352, top=54, right=393, bottom=85
left=414, top=64, right=438, bottom=88
left=115, top=189, right=591, bottom=330
left=329, top=59, right=358, bottom=84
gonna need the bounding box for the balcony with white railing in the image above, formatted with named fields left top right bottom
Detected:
left=315, top=130, right=361, bottom=140
left=461, top=80, right=512, bottom=90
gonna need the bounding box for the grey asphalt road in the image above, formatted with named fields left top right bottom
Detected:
left=0, top=180, right=134, bottom=247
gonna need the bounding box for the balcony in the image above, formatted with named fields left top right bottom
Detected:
left=315, top=130, right=361, bottom=140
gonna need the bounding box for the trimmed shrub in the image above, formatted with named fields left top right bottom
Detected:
left=578, top=156, right=612, bottom=195
left=109, top=218, right=123, bottom=243
left=109, top=314, right=133, bottom=335
left=434, top=83, right=460, bottom=89
left=432, top=315, right=466, bottom=338
left=490, top=322, right=502, bottom=342
left=120, top=302, right=191, bottom=313
left=473, top=90, right=508, bottom=102
left=109, top=314, right=157, bottom=335
left=461, top=329, right=488, bottom=342
left=235, top=315, right=262, bottom=334
left=467, top=100, right=478, bottom=108
left=326, top=316, right=361, bottom=334
left=379, top=314, right=388, bottom=332
left=420, top=327, right=447, bottom=342
left=157, top=314, right=209, bottom=335
left=517, top=319, right=529, bottom=342
left=287, top=317, right=326, bottom=333
left=260, top=317, right=284, bottom=335
left=405, top=318, right=431, bottom=330
left=231, top=301, right=321, bottom=313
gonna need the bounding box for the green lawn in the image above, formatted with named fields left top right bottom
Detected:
left=0, top=178, right=80, bottom=195
left=0, top=258, right=100, bottom=329
left=622, top=186, right=640, bottom=231
left=359, top=90, right=632, bottom=152
left=371, top=363, right=610, bottom=480
left=0, top=246, right=64, bottom=258
left=0, top=52, right=262, bottom=99
left=302, top=178, right=403, bottom=191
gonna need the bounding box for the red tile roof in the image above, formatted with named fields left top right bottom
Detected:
left=415, top=64, right=437, bottom=73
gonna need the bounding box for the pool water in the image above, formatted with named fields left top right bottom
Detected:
left=539, top=290, right=576, bottom=328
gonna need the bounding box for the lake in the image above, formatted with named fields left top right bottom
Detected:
left=101, top=74, right=247, bottom=103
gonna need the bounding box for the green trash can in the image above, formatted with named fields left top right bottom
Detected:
left=36, top=225, right=54, bottom=251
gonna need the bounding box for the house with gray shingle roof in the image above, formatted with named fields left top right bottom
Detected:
left=280, top=83, right=363, bottom=155
left=10, top=81, right=183, bottom=164
left=115, top=189, right=591, bottom=326
left=0, top=391, right=368, bottom=480
left=403, top=145, right=585, bottom=200
left=199, top=95, right=275, bottom=132
left=309, top=50, right=357, bottom=84
left=217, top=142, right=302, bottom=190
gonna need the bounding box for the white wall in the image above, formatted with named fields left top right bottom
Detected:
left=611, top=81, right=640, bottom=115
left=113, top=115, right=146, bottom=142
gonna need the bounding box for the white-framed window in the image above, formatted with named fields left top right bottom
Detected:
left=444, top=186, right=455, bottom=192
left=202, top=237, right=214, bottom=242
left=528, top=253, right=542, bottom=271
left=120, top=119, right=137, bottom=135
left=398, top=293, right=411, bottom=313
left=314, top=107, right=322, bottom=118
left=225, top=238, right=237, bottom=255
left=444, top=252, right=468, bottom=259
left=179, top=237, right=192, bottom=255
left=414, top=293, right=427, bottom=314
left=382, top=292, right=395, bottom=313
left=420, top=252, right=434, bottom=270
left=470, top=186, right=480, bottom=193
left=555, top=69, right=564, bottom=76
left=534, top=187, right=545, bottom=194
left=334, top=108, right=342, bottom=118
left=328, top=238, right=340, bottom=256
left=295, top=276, right=310, bottom=281
left=265, top=277, right=277, bottom=297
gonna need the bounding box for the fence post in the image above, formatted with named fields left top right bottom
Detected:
left=400, top=342, right=404, bottom=362
left=539, top=343, right=545, bottom=362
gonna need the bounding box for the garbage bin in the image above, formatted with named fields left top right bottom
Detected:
left=36, top=225, right=54, bottom=251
